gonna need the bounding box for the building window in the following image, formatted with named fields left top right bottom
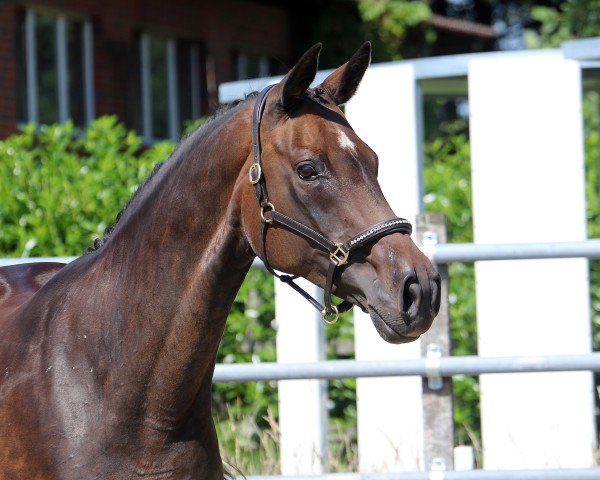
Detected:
left=139, top=33, right=204, bottom=143
left=234, top=51, right=284, bottom=81
left=18, top=10, right=94, bottom=126
left=235, top=51, right=271, bottom=80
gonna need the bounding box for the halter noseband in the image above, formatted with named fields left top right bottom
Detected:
left=249, top=85, right=412, bottom=324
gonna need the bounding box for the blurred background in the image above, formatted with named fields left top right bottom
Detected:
left=0, top=0, right=598, bottom=476
left=0, top=0, right=591, bottom=140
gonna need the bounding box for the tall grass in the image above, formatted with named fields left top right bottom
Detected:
left=215, top=401, right=360, bottom=474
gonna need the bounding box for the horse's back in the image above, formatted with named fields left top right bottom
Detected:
left=0, top=262, right=66, bottom=322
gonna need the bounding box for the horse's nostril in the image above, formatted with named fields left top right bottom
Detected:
left=400, top=275, right=420, bottom=317
left=431, top=273, right=442, bottom=313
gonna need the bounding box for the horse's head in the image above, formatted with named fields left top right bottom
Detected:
left=240, top=43, right=440, bottom=344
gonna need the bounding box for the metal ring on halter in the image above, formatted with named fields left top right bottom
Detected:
left=321, top=305, right=339, bottom=324
left=260, top=203, right=276, bottom=224
left=330, top=243, right=349, bottom=266
left=249, top=163, right=262, bottom=185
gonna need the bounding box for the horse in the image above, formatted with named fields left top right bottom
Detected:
left=0, top=43, right=440, bottom=479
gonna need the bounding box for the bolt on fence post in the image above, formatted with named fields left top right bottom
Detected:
left=425, top=343, right=443, bottom=390
left=429, top=457, right=447, bottom=480
left=416, top=213, right=454, bottom=471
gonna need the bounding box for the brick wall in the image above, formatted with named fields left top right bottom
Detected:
left=0, top=4, right=17, bottom=138
left=0, top=0, right=292, bottom=138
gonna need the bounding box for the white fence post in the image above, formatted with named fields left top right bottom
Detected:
left=345, top=63, right=426, bottom=472
left=275, top=278, right=327, bottom=474
left=468, top=53, right=596, bottom=468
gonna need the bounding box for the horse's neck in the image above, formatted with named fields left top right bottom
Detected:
left=85, top=107, right=254, bottom=431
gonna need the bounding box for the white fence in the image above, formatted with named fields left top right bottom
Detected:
left=218, top=37, right=600, bottom=476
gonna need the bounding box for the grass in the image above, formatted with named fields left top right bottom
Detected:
left=215, top=403, right=361, bottom=475
left=216, top=403, right=281, bottom=475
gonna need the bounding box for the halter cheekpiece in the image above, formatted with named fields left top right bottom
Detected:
left=250, top=85, right=412, bottom=324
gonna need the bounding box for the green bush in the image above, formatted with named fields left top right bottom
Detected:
left=0, top=117, right=173, bottom=257
left=584, top=93, right=600, bottom=350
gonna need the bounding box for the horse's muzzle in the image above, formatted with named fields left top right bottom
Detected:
left=365, top=267, right=441, bottom=344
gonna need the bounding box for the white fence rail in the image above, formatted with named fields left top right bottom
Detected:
left=4, top=238, right=600, bottom=268
left=212, top=353, right=600, bottom=382
left=245, top=469, right=600, bottom=480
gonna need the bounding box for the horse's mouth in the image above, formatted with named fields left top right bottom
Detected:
left=367, top=305, right=420, bottom=344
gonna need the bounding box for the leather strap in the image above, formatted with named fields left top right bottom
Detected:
left=345, top=218, right=412, bottom=251
left=251, top=85, right=276, bottom=207
left=271, top=211, right=335, bottom=252
left=250, top=85, right=413, bottom=323
left=260, top=221, right=324, bottom=312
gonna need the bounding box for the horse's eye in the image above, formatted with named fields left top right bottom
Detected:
left=296, top=163, right=318, bottom=180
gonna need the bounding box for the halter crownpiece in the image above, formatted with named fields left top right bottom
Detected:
left=250, top=85, right=412, bottom=324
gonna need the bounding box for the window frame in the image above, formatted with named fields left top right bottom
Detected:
left=235, top=50, right=270, bottom=81
left=22, top=9, right=95, bottom=125
left=139, top=33, right=203, bottom=143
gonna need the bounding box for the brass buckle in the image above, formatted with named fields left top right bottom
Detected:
left=321, top=305, right=339, bottom=324
left=260, top=202, right=275, bottom=224
left=330, top=243, right=349, bottom=266
left=249, top=163, right=262, bottom=185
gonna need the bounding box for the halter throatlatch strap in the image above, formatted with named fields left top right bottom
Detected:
left=250, top=85, right=275, bottom=207
left=250, top=85, right=413, bottom=324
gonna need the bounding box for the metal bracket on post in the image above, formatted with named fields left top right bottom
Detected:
left=429, top=457, right=447, bottom=480
left=420, top=230, right=438, bottom=263
left=425, top=343, right=443, bottom=390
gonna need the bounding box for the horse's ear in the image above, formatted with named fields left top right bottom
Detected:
left=277, top=43, right=322, bottom=110
left=318, top=42, right=371, bottom=106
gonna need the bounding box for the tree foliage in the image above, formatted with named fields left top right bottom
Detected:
left=302, top=0, right=436, bottom=67
left=358, top=0, right=433, bottom=60
left=525, top=0, right=600, bottom=48
left=583, top=93, right=600, bottom=349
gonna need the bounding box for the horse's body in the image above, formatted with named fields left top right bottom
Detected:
left=0, top=44, right=440, bottom=479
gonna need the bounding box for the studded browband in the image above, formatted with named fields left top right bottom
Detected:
left=249, top=85, right=412, bottom=323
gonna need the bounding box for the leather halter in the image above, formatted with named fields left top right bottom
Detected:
left=249, top=85, right=412, bottom=323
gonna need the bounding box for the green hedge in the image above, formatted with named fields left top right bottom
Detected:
left=0, top=117, right=174, bottom=257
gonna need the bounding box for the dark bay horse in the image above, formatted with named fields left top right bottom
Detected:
left=0, top=43, right=440, bottom=479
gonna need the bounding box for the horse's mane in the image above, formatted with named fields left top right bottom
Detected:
left=85, top=92, right=258, bottom=254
